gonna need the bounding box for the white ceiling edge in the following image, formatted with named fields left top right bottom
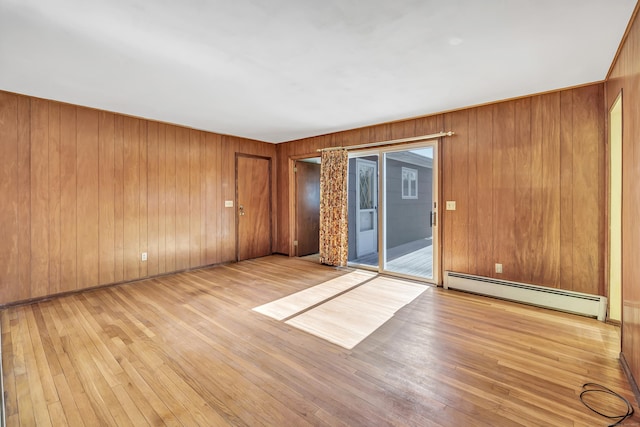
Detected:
left=0, top=0, right=636, bottom=144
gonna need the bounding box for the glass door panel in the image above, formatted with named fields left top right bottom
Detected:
left=382, top=146, right=435, bottom=280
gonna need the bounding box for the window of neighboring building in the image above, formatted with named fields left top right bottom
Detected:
left=402, top=167, right=418, bottom=199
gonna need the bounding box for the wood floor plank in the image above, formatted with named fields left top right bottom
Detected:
left=253, top=269, right=376, bottom=320
left=285, top=276, right=427, bottom=349
left=1, top=255, right=638, bottom=426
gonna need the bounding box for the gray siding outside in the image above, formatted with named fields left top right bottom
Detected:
left=347, top=156, right=432, bottom=260
left=385, top=159, right=432, bottom=249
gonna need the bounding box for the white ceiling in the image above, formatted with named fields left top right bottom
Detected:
left=0, top=0, right=636, bottom=143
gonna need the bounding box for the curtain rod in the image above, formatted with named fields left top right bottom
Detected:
left=316, top=131, right=454, bottom=152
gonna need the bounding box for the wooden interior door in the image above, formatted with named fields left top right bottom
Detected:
left=295, top=160, right=321, bottom=256
left=237, top=155, right=271, bottom=261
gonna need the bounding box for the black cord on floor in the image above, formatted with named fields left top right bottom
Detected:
left=580, top=382, right=635, bottom=426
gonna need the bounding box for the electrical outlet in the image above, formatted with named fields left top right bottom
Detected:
left=141, top=252, right=148, bottom=262
left=495, top=263, right=502, bottom=273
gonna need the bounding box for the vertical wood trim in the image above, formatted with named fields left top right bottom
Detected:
left=17, top=96, right=32, bottom=300
left=189, top=129, right=202, bottom=268
left=113, top=115, right=125, bottom=283
left=76, top=107, right=100, bottom=289
left=204, top=134, right=215, bottom=265
left=98, top=111, right=115, bottom=285
left=30, top=98, right=50, bottom=297
left=514, top=98, right=532, bottom=283
left=175, top=127, right=190, bottom=270
left=123, top=117, right=140, bottom=281
left=0, top=92, right=19, bottom=304
left=223, top=137, right=238, bottom=262
left=541, top=93, right=561, bottom=287
left=157, top=123, right=167, bottom=274
left=199, top=132, right=207, bottom=266
left=60, top=104, right=77, bottom=292
left=147, top=121, right=159, bottom=276
left=492, top=102, right=516, bottom=279
left=467, top=108, right=478, bottom=276
left=165, top=125, right=176, bottom=273
left=214, top=134, right=223, bottom=264
left=48, top=103, right=61, bottom=294
left=476, top=106, right=494, bottom=277
left=449, top=110, right=470, bottom=273
left=442, top=114, right=452, bottom=273
left=530, top=95, right=545, bottom=284
left=560, top=91, right=574, bottom=289
left=139, top=120, right=148, bottom=278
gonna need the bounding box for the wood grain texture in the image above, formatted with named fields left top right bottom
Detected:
left=99, top=111, right=115, bottom=285
left=48, top=103, right=61, bottom=294
left=175, top=126, right=190, bottom=271
left=189, top=129, right=202, bottom=268
left=138, top=119, right=148, bottom=278
left=607, top=3, right=640, bottom=404
left=475, top=105, right=495, bottom=279
left=164, top=124, right=176, bottom=273
left=492, top=102, right=516, bottom=280
left=0, top=92, right=19, bottom=303
left=76, top=108, right=100, bottom=289
left=30, top=98, right=50, bottom=298
left=0, top=91, right=275, bottom=305
left=2, top=256, right=637, bottom=426
left=113, top=115, right=125, bottom=283
left=60, top=105, right=77, bottom=292
left=237, top=155, right=272, bottom=261
left=123, top=117, right=140, bottom=281
left=16, top=96, right=32, bottom=300
left=513, top=98, right=532, bottom=284
left=146, top=121, right=159, bottom=277
left=276, top=84, right=605, bottom=297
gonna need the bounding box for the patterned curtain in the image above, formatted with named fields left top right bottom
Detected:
left=319, top=149, right=349, bottom=267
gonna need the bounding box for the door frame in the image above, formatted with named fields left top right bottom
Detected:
left=288, top=154, right=322, bottom=256
left=235, top=153, right=273, bottom=261
left=293, top=157, right=321, bottom=257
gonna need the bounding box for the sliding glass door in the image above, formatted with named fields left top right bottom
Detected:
left=347, top=141, right=438, bottom=283
left=382, top=145, right=436, bottom=281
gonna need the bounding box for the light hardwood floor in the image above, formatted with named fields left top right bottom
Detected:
left=2, top=255, right=637, bottom=426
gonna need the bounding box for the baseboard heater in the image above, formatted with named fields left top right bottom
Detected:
left=444, top=271, right=607, bottom=321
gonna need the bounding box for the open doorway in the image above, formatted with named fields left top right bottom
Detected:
left=295, top=158, right=321, bottom=259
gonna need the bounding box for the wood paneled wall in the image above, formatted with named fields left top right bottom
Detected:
left=442, top=85, right=605, bottom=293
left=607, top=4, right=640, bottom=400
left=0, top=90, right=276, bottom=305
left=276, top=84, right=605, bottom=296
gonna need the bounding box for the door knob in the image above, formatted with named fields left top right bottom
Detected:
left=239, top=205, right=245, bottom=216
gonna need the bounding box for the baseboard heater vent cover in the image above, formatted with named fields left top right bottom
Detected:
left=444, top=271, right=607, bottom=321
